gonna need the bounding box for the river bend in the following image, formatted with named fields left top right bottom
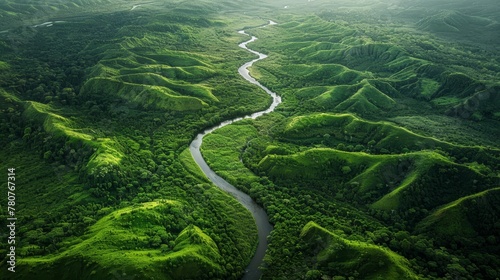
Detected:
left=189, top=22, right=280, bottom=280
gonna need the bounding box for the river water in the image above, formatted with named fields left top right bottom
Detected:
left=189, top=22, right=281, bottom=280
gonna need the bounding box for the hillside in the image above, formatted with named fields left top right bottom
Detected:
left=15, top=201, right=224, bottom=279
left=0, top=2, right=267, bottom=279
left=199, top=2, right=500, bottom=279
left=416, top=187, right=500, bottom=239
left=300, top=222, right=419, bottom=280
left=256, top=147, right=493, bottom=216
left=1, top=0, right=499, bottom=279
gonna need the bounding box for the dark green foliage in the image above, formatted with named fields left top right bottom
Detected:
left=0, top=2, right=269, bottom=279
left=1, top=0, right=499, bottom=279
left=199, top=2, right=500, bottom=279
left=300, top=222, right=419, bottom=280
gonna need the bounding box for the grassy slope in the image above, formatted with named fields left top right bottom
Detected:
left=0, top=90, right=123, bottom=174
left=81, top=77, right=209, bottom=111
left=17, top=95, right=123, bottom=171
left=256, top=146, right=489, bottom=212
left=81, top=46, right=221, bottom=110
left=0, top=2, right=268, bottom=279
left=1, top=0, right=500, bottom=279
left=200, top=4, right=500, bottom=278
left=300, top=221, right=419, bottom=280
left=16, top=201, right=223, bottom=280
left=200, top=122, right=260, bottom=189
left=281, top=112, right=500, bottom=165
left=415, top=187, right=500, bottom=238
left=312, top=80, right=397, bottom=115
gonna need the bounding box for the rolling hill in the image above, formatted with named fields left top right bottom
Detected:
left=1, top=0, right=499, bottom=279
left=300, top=221, right=419, bottom=280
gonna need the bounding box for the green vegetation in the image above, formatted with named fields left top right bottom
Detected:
left=199, top=1, right=500, bottom=279
left=416, top=187, right=500, bottom=239
left=201, top=123, right=260, bottom=189
left=22, top=100, right=124, bottom=170
left=13, top=198, right=255, bottom=280
left=16, top=201, right=226, bottom=280
left=1, top=0, right=499, bottom=279
left=0, top=1, right=267, bottom=279
left=300, top=222, right=419, bottom=280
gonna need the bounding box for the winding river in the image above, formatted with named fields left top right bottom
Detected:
left=189, top=22, right=281, bottom=280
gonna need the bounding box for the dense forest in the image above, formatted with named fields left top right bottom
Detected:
left=0, top=0, right=499, bottom=279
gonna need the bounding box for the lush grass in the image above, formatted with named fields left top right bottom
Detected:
left=16, top=200, right=224, bottom=280
left=257, top=147, right=378, bottom=180
left=82, top=47, right=222, bottom=110
left=2, top=0, right=500, bottom=279
left=420, top=78, right=440, bottom=98
left=416, top=187, right=500, bottom=238
left=23, top=101, right=91, bottom=141
left=81, top=77, right=209, bottom=111
left=21, top=100, right=124, bottom=171
left=118, top=73, right=218, bottom=102
left=310, top=80, right=396, bottom=115
left=254, top=141, right=493, bottom=213
left=200, top=121, right=260, bottom=189
left=281, top=112, right=500, bottom=164
left=179, top=148, right=209, bottom=182
left=300, top=221, right=419, bottom=280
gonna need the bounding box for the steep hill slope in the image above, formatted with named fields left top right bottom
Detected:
left=300, top=221, right=419, bottom=280
left=16, top=201, right=224, bottom=280
left=416, top=187, right=500, bottom=239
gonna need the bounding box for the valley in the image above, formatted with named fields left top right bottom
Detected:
left=0, top=0, right=499, bottom=279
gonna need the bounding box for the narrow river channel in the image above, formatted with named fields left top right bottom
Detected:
left=189, top=22, right=281, bottom=280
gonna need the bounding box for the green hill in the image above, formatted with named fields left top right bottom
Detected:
left=416, top=187, right=500, bottom=239
left=417, top=10, right=495, bottom=33
left=321, top=80, right=396, bottom=115
left=17, top=97, right=124, bottom=173
left=16, top=201, right=224, bottom=280
left=432, top=72, right=480, bottom=99
left=342, top=43, right=406, bottom=71
left=281, top=112, right=500, bottom=165
left=81, top=77, right=209, bottom=111
left=300, top=221, right=418, bottom=280
left=257, top=146, right=493, bottom=219
left=285, top=79, right=397, bottom=116
left=80, top=45, right=222, bottom=111
left=2, top=0, right=500, bottom=279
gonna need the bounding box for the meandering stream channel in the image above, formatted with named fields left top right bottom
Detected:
left=189, top=22, right=281, bottom=280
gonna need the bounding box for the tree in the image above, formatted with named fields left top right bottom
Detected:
left=341, top=166, right=352, bottom=174
left=305, top=270, right=322, bottom=280
left=150, top=235, right=162, bottom=248
left=43, top=150, right=52, bottom=160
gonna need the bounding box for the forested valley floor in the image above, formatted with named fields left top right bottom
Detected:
left=0, top=0, right=499, bottom=279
